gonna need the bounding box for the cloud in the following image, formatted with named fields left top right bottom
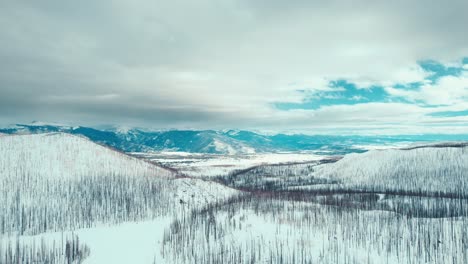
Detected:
left=344, top=65, right=430, bottom=89
left=385, top=73, right=468, bottom=105
left=254, top=101, right=468, bottom=134
left=0, top=0, right=468, bottom=133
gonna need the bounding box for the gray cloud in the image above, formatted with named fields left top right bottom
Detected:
left=0, top=0, right=467, bottom=132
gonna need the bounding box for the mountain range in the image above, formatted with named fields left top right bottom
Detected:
left=1, top=122, right=467, bottom=154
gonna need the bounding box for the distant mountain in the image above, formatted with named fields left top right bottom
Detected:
left=1, top=123, right=467, bottom=154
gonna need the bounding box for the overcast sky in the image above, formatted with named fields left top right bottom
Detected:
left=1, top=0, right=468, bottom=134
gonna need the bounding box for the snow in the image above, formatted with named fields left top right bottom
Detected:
left=113, top=125, right=134, bottom=134
left=0, top=133, right=174, bottom=179
left=171, top=178, right=241, bottom=208
left=314, top=145, right=468, bottom=194
left=1, top=218, right=172, bottom=264
left=0, top=132, right=243, bottom=262
left=200, top=138, right=257, bottom=155
left=212, top=139, right=237, bottom=155
left=162, top=199, right=468, bottom=264
left=3, top=133, right=467, bottom=263
left=78, top=219, right=170, bottom=264
left=0, top=133, right=239, bottom=215
left=351, top=142, right=412, bottom=150
left=139, top=152, right=326, bottom=177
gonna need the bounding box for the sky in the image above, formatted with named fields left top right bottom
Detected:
left=1, top=0, right=468, bottom=134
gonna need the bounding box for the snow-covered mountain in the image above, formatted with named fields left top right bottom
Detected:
left=4, top=123, right=467, bottom=155
left=314, top=144, right=468, bottom=196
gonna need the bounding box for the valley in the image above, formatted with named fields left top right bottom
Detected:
left=0, top=132, right=467, bottom=263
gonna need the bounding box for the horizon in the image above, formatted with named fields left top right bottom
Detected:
left=3, top=121, right=468, bottom=139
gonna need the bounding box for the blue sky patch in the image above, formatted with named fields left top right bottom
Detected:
left=419, top=60, right=464, bottom=82
left=274, top=81, right=389, bottom=110
left=428, top=110, right=468, bottom=117
left=462, top=57, right=468, bottom=65
left=275, top=58, right=467, bottom=111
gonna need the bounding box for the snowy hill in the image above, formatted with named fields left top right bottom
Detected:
left=0, top=133, right=239, bottom=236
left=0, top=133, right=174, bottom=179
left=0, top=133, right=242, bottom=263
left=314, top=145, right=468, bottom=196
left=0, top=133, right=176, bottom=236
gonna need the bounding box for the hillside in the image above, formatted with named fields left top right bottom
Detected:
left=313, top=145, right=468, bottom=196
left=0, top=133, right=242, bottom=263
left=0, top=133, right=240, bottom=235
left=0, top=133, right=174, bottom=179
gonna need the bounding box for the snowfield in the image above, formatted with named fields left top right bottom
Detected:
left=1, top=218, right=173, bottom=264
left=133, top=151, right=326, bottom=177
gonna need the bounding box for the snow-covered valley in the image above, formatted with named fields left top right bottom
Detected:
left=131, top=151, right=326, bottom=178
left=1, top=133, right=467, bottom=263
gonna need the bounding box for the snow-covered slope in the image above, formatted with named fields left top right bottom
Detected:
left=0, top=133, right=177, bottom=236
left=0, top=133, right=174, bottom=179
left=314, top=145, right=468, bottom=195
left=0, top=133, right=240, bottom=224
left=172, top=178, right=240, bottom=208
left=0, top=132, right=241, bottom=203
left=0, top=133, right=243, bottom=263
